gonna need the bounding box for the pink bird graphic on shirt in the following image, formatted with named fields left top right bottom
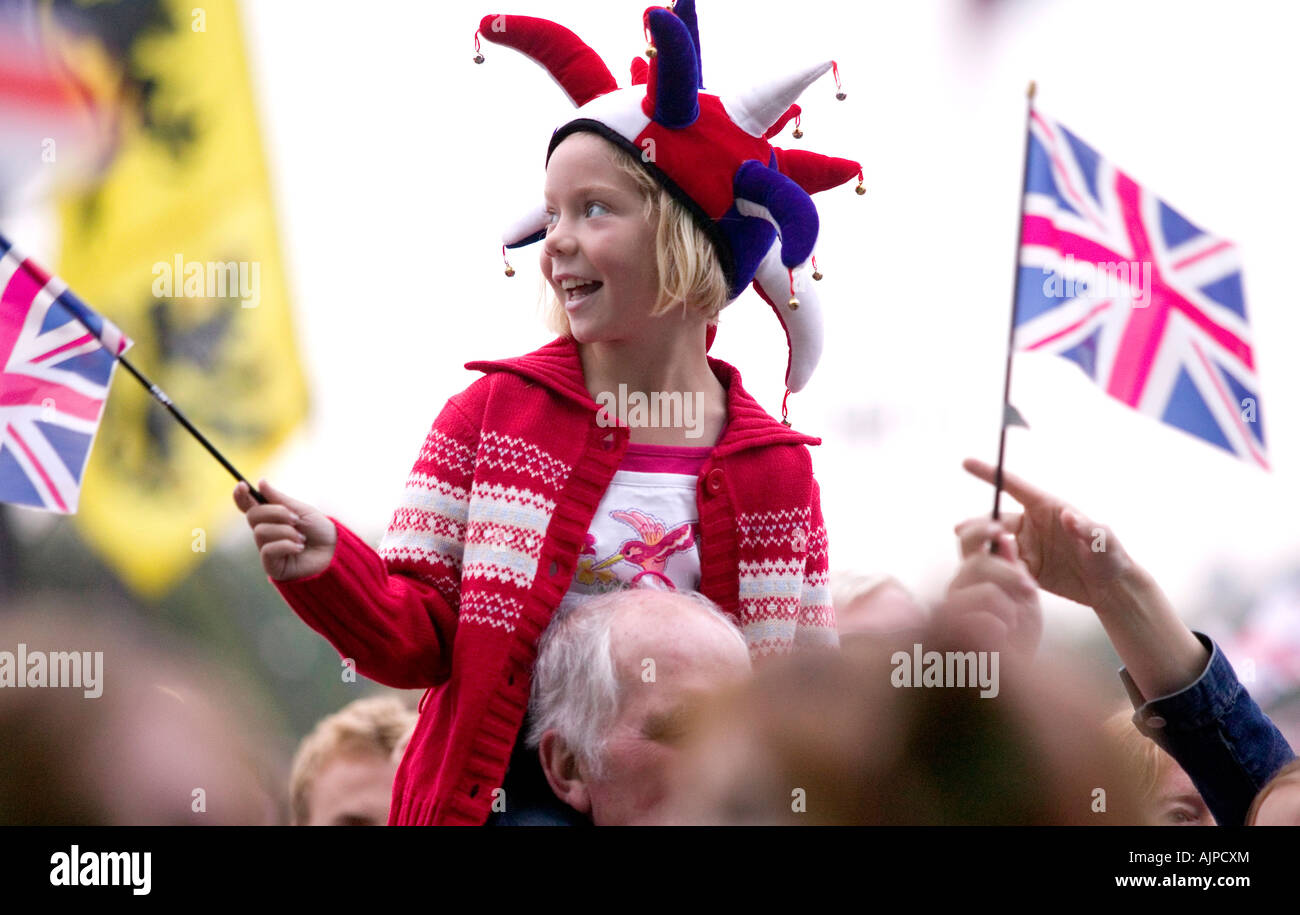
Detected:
left=592, top=509, right=696, bottom=588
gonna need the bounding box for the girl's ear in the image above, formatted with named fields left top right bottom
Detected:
left=539, top=730, right=593, bottom=815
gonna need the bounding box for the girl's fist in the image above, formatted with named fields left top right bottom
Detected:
left=232, top=480, right=337, bottom=581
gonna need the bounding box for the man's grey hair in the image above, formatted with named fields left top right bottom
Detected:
left=526, top=589, right=746, bottom=778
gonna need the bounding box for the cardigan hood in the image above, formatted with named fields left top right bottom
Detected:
left=464, top=335, right=820, bottom=458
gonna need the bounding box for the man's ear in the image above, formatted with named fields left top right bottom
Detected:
left=539, top=730, right=592, bottom=815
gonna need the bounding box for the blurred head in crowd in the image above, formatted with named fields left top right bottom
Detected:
left=831, top=570, right=927, bottom=638
left=529, top=589, right=751, bottom=825
left=1103, top=707, right=1213, bottom=826
left=668, top=627, right=1142, bottom=825
left=0, top=598, right=280, bottom=825
left=1247, top=758, right=1300, bottom=826
left=290, top=695, right=416, bottom=826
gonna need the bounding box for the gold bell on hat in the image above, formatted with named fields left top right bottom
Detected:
left=474, top=53, right=485, bottom=64
left=855, top=181, right=866, bottom=195
left=787, top=296, right=799, bottom=310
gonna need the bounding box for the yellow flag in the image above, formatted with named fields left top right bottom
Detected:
left=54, top=0, right=306, bottom=596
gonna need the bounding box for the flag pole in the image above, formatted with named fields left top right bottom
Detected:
left=990, top=81, right=1037, bottom=540
left=58, top=304, right=268, bottom=505
left=113, top=354, right=268, bottom=504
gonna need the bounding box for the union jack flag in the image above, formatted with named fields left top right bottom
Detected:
left=0, top=233, right=131, bottom=512
left=1014, top=110, right=1267, bottom=469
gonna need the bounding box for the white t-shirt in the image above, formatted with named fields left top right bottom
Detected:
left=559, top=442, right=712, bottom=610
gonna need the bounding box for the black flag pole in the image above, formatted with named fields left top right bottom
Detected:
left=990, top=81, right=1038, bottom=544
left=60, top=306, right=268, bottom=505
left=114, top=355, right=268, bottom=504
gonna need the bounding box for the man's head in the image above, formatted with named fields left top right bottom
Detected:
left=290, top=696, right=416, bottom=826
left=831, top=571, right=927, bottom=638
left=528, top=589, right=751, bottom=825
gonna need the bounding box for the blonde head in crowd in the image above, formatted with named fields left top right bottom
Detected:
left=290, top=695, right=416, bottom=826
left=1246, top=758, right=1300, bottom=826
left=1103, top=707, right=1213, bottom=826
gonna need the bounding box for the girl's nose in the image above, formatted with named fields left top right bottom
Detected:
left=542, top=218, right=576, bottom=258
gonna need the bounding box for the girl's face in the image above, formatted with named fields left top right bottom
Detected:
left=541, top=133, right=662, bottom=344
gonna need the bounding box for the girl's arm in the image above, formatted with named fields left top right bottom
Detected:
left=236, top=396, right=479, bottom=689
left=794, top=478, right=838, bottom=650
left=270, top=516, right=462, bottom=689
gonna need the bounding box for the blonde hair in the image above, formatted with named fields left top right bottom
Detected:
left=540, top=134, right=730, bottom=336
left=289, top=696, right=416, bottom=826
left=1103, top=706, right=1171, bottom=801
left=1246, top=757, right=1300, bottom=825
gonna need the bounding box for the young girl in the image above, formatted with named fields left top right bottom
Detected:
left=234, top=2, right=860, bottom=825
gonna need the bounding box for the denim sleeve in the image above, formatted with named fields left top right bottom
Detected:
left=1118, top=632, right=1296, bottom=827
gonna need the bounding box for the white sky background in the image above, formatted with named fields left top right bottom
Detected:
left=237, top=0, right=1300, bottom=645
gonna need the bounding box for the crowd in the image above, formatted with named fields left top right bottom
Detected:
left=3, top=456, right=1295, bottom=826
left=227, top=457, right=1295, bottom=827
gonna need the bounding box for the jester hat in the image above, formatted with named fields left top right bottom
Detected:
left=475, top=0, right=863, bottom=393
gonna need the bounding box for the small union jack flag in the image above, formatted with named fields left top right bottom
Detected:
left=0, top=233, right=131, bottom=512
left=1015, top=110, right=1267, bottom=469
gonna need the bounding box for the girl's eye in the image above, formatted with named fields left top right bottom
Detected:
left=544, top=202, right=607, bottom=229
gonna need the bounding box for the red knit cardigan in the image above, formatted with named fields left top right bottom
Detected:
left=273, top=336, right=836, bottom=825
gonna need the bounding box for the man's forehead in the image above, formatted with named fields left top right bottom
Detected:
left=612, top=602, right=738, bottom=647
left=610, top=608, right=749, bottom=692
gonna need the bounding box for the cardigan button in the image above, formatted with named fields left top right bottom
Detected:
left=705, top=467, right=725, bottom=495
left=1145, top=715, right=1167, bottom=729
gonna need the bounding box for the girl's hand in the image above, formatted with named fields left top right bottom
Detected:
left=957, top=457, right=1136, bottom=611
left=232, top=479, right=337, bottom=581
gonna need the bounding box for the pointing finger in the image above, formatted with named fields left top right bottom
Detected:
left=962, top=457, right=1052, bottom=511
